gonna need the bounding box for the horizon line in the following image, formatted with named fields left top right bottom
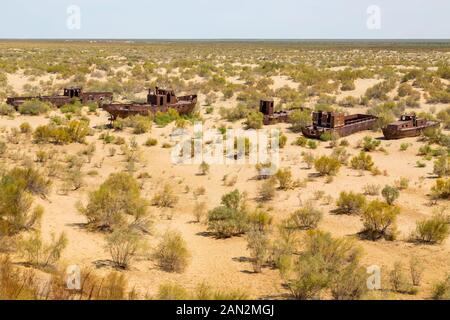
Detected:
left=1, top=38, right=450, bottom=42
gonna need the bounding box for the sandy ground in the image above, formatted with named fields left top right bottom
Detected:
left=0, top=69, right=449, bottom=300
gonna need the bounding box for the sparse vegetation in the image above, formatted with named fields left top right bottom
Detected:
left=154, top=230, right=190, bottom=273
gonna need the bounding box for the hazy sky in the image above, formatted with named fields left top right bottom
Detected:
left=1, top=0, right=449, bottom=39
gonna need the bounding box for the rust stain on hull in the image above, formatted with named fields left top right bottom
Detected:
left=6, top=87, right=113, bottom=108
left=382, top=115, right=440, bottom=140
left=101, top=87, right=197, bottom=120
left=302, top=111, right=378, bottom=139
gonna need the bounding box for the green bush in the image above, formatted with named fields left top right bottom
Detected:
left=246, top=229, right=270, bottom=273
left=302, top=151, right=315, bottom=169
left=431, top=178, right=450, bottom=199
left=0, top=103, right=15, bottom=116
left=245, top=111, right=263, bottom=129
left=294, top=136, right=308, bottom=147
left=154, top=230, right=190, bottom=273
left=331, top=147, right=350, bottom=165
left=275, top=168, right=294, bottom=190
left=433, top=155, right=450, bottom=177
left=284, top=230, right=366, bottom=300
left=248, top=210, right=273, bottom=233
left=289, top=109, right=311, bottom=132
left=258, top=177, right=277, bottom=202
left=220, top=103, right=248, bottom=122
left=279, top=134, right=288, bottom=148
left=33, top=120, right=90, bottom=145
left=411, top=213, right=449, bottom=244
left=60, top=101, right=82, bottom=114
left=288, top=202, right=323, bottom=229
left=19, top=122, right=32, bottom=134
left=18, top=100, right=50, bottom=115
left=360, top=200, right=399, bottom=241
left=350, top=152, right=374, bottom=171
left=207, top=190, right=248, bottom=238
left=157, top=283, right=190, bottom=300
left=314, top=156, right=341, bottom=176
left=307, top=140, right=318, bottom=149
left=432, top=276, right=450, bottom=300
left=144, top=137, right=158, bottom=146
left=0, top=167, right=49, bottom=236
left=8, top=166, right=52, bottom=197
left=361, top=136, right=381, bottom=152
left=19, top=232, right=67, bottom=269
left=154, top=109, right=181, bottom=127
left=78, top=172, right=150, bottom=231
left=381, top=185, right=400, bottom=205
left=198, top=161, right=210, bottom=175
left=336, top=192, right=367, bottom=215
left=119, top=115, right=152, bottom=134
left=152, top=184, right=179, bottom=208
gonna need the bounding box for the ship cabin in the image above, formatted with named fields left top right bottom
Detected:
left=259, top=100, right=275, bottom=116
left=63, top=87, right=82, bottom=98
left=312, top=111, right=345, bottom=129
left=147, top=87, right=178, bottom=106
left=386, top=115, right=427, bottom=131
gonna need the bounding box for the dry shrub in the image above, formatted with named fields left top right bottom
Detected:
left=409, top=257, right=424, bottom=287
left=314, top=155, right=341, bottom=176
left=154, top=230, right=190, bottom=273
left=106, top=228, right=144, bottom=269
left=283, top=230, right=366, bottom=300
left=207, top=190, right=249, bottom=238
left=78, top=172, right=150, bottom=232
left=152, top=184, right=179, bottom=208
left=350, top=151, right=374, bottom=171
left=0, top=168, right=46, bottom=236
left=360, top=200, right=399, bottom=241
left=381, top=185, right=400, bottom=205
left=411, top=212, right=449, bottom=244
left=432, top=275, right=450, bottom=300
left=389, top=262, right=417, bottom=295
left=288, top=202, right=323, bottom=230
left=431, top=178, right=450, bottom=199
left=193, top=201, right=207, bottom=223
left=157, top=283, right=190, bottom=300
left=0, top=256, right=39, bottom=300
left=336, top=191, right=367, bottom=215
left=275, top=168, right=294, bottom=190
left=19, top=232, right=68, bottom=269
left=258, top=177, right=277, bottom=201
left=246, top=229, right=270, bottom=273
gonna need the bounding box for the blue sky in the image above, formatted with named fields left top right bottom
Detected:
left=1, top=0, right=449, bottom=39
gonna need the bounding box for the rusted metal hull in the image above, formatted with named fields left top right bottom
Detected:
left=302, top=114, right=377, bottom=139
left=102, top=95, right=197, bottom=120
left=263, top=108, right=309, bottom=125
left=6, top=92, right=113, bottom=109
left=382, top=121, right=440, bottom=140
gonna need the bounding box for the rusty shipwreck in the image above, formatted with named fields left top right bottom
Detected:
left=6, top=87, right=113, bottom=108
left=102, top=87, right=197, bottom=120
left=382, top=115, right=440, bottom=140
left=259, top=99, right=309, bottom=125
left=302, top=111, right=378, bottom=139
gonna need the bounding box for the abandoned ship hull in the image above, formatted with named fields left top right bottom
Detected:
left=102, top=96, right=197, bottom=120
left=7, top=96, right=73, bottom=108
left=302, top=115, right=377, bottom=139
left=382, top=122, right=440, bottom=140
left=6, top=92, right=113, bottom=109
